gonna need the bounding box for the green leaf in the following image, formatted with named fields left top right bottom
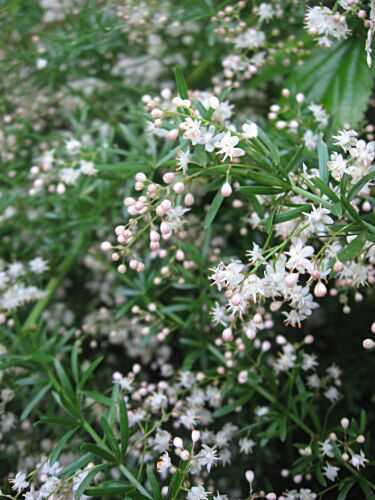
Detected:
left=174, top=66, right=188, bottom=99
left=80, top=443, right=117, bottom=463
left=337, top=479, right=355, bottom=500
left=318, top=137, right=329, bottom=184
left=100, top=416, right=121, bottom=459
left=274, top=205, right=310, bottom=224
left=119, top=397, right=129, bottom=455
left=60, top=453, right=94, bottom=479
left=291, top=38, right=374, bottom=130
left=310, top=177, right=340, bottom=204
left=74, top=464, right=107, bottom=499
left=86, top=481, right=132, bottom=496
left=337, top=233, right=366, bottom=262
left=80, top=357, right=103, bottom=389
left=146, top=465, right=162, bottom=500
left=239, top=186, right=286, bottom=195
left=21, top=383, right=51, bottom=420
left=119, top=465, right=153, bottom=500
left=203, top=189, right=224, bottom=230
left=50, top=428, right=79, bottom=464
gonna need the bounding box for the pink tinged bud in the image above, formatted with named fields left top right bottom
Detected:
left=334, top=261, right=344, bottom=273
left=362, top=201, right=372, bottom=212
left=129, top=259, right=138, bottom=270
left=191, top=430, right=200, bottom=442
left=173, top=437, right=183, bottom=449
left=221, top=182, right=232, bottom=197
left=175, top=250, right=185, bottom=261
left=136, top=262, right=145, bottom=272
left=184, top=193, right=194, bottom=206
left=117, top=235, right=127, bottom=244
left=371, top=321, right=375, bottom=334
left=238, top=370, right=248, bottom=384
left=253, top=312, right=262, bottom=324
left=115, top=225, right=125, bottom=235
left=147, top=183, right=158, bottom=196
left=150, top=230, right=160, bottom=241
left=135, top=172, right=147, bottom=182
left=311, top=270, right=321, bottom=280
left=161, top=199, right=172, bottom=211
left=117, top=264, right=126, bottom=273
left=100, top=241, right=111, bottom=251
left=284, top=273, right=299, bottom=288
left=173, top=182, right=185, bottom=194
left=135, top=181, right=144, bottom=191
left=314, top=281, right=327, bottom=298
left=245, top=470, right=255, bottom=484
left=160, top=222, right=171, bottom=234
left=150, top=242, right=160, bottom=251
left=151, top=108, right=162, bottom=119
left=163, top=172, right=175, bottom=184
left=162, top=231, right=172, bottom=240
left=231, top=293, right=241, bottom=306
left=363, top=338, right=375, bottom=350
left=124, top=197, right=135, bottom=207
left=166, top=129, right=179, bottom=141
left=270, top=300, right=282, bottom=312
left=135, top=200, right=144, bottom=211
left=156, top=205, right=165, bottom=216
left=222, top=327, right=233, bottom=341
left=111, top=252, right=120, bottom=262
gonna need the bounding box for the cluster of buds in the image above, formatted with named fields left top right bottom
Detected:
left=101, top=169, right=196, bottom=274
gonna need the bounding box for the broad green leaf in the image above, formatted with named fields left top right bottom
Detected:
left=291, top=38, right=374, bottom=129
left=337, top=233, right=366, bottom=262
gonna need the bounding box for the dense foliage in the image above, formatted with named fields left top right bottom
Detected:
left=1, top=1, right=375, bottom=499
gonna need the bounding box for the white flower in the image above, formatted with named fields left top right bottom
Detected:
left=242, top=122, right=258, bottom=139
left=210, top=302, right=229, bottom=326
left=156, top=452, right=172, bottom=476
left=304, top=130, right=318, bottom=150
left=323, top=463, right=339, bottom=481
left=324, top=386, right=340, bottom=402
left=197, top=444, right=219, bottom=472
left=215, top=133, right=245, bottom=162
left=320, top=439, right=334, bottom=458
left=29, top=257, right=48, bottom=274
left=305, top=207, right=333, bottom=233
left=10, top=471, right=29, bottom=493
left=65, top=138, right=81, bottom=155
left=308, top=103, right=328, bottom=128
left=187, top=485, right=209, bottom=500
left=333, top=129, right=358, bottom=151
left=327, top=152, right=347, bottom=181
left=59, top=167, right=80, bottom=185
left=286, top=240, right=314, bottom=273
left=350, top=450, right=368, bottom=469
left=80, top=160, right=97, bottom=176
left=235, top=28, right=265, bottom=49
left=305, top=6, right=349, bottom=47
left=176, top=149, right=190, bottom=174
left=180, top=117, right=202, bottom=144
left=239, top=438, right=255, bottom=454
